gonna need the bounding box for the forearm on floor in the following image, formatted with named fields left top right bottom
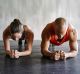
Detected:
left=66, top=50, right=78, bottom=58
left=19, top=50, right=32, bottom=56
left=41, top=49, right=53, bottom=58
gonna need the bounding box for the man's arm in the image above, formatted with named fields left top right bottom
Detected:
left=41, top=39, right=52, bottom=58
left=18, top=30, right=34, bottom=56
left=65, top=29, right=78, bottom=58
left=41, top=32, right=56, bottom=59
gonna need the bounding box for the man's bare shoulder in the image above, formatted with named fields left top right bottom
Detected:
left=42, top=22, right=54, bottom=33
left=41, top=22, right=54, bottom=40
left=44, top=22, right=54, bottom=30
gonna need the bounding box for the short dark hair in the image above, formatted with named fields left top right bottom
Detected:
left=10, top=19, right=23, bottom=34
left=55, top=17, right=66, bottom=25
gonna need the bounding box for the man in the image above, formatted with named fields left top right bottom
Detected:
left=41, top=17, right=78, bottom=61
left=3, top=19, right=34, bottom=58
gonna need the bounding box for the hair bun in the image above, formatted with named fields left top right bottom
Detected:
left=14, top=19, right=19, bottom=22
left=13, top=18, right=21, bottom=25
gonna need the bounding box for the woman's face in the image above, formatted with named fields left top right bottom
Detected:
left=11, top=32, right=22, bottom=41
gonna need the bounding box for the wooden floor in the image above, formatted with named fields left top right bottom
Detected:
left=0, top=40, right=80, bottom=74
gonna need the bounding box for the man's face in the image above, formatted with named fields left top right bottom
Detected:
left=55, top=22, right=67, bottom=34
left=11, top=32, right=22, bottom=41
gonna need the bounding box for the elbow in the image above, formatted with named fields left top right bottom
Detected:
left=41, top=43, right=45, bottom=56
left=41, top=49, right=47, bottom=57
left=28, top=50, right=32, bottom=55
left=25, top=50, right=32, bottom=56
left=74, top=50, right=78, bottom=57
left=41, top=49, right=44, bottom=56
left=71, top=50, right=78, bottom=57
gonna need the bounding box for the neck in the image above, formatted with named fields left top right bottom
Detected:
left=21, top=25, right=24, bottom=32
left=56, top=28, right=68, bottom=39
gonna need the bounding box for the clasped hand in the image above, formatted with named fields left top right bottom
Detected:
left=50, top=50, right=67, bottom=60
left=9, top=50, right=20, bottom=58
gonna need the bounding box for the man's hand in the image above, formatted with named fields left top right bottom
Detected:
left=54, top=51, right=60, bottom=60
left=50, top=50, right=67, bottom=61
left=50, top=51, right=60, bottom=60
left=60, top=50, right=67, bottom=60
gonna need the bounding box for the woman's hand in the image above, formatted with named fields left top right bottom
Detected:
left=14, top=50, right=20, bottom=58
left=6, top=50, right=20, bottom=59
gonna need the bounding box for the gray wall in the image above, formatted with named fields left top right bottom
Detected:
left=0, top=0, right=80, bottom=40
